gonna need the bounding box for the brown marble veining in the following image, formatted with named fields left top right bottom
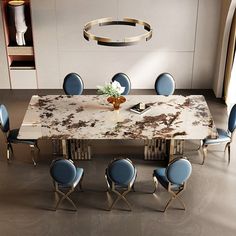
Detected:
left=18, top=95, right=218, bottom=140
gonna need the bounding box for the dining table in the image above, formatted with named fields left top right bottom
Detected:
left=18, top=95, right=218, bottom=161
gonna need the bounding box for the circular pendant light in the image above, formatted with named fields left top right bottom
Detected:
left=83, top=17, right=153, bottom=46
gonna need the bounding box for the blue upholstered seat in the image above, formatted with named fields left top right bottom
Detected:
left=202, top=104, right=236, bottom=164
left=155, top=73, right=175, bottom=96
left=106, top=168, right=137, bottom=188
left=7, top=129, right=35, bottom=145
left=63, top=73, right=84, bottom=95
left=111, top=73, right=131, bottom=95
left=153, top=159, right=192, bottom=190
left=50, top=159, right=84, bottom=211
left=153, top=167, right=170, bottom=189
left=105, top=158, right=137, bottom=210
left=0, top=104, right=39, bottom=164
left=107, top=159, right=136, bottom=187
left=50, top=159, right=84, bottom=188
left=204, top=128, right=230, bottom=145
left=0, top=104, right=9, bottom=132
left=153, top=158, right=192, bottom=211
left=166, top=159, right=192, bottom=185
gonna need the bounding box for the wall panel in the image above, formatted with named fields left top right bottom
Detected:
left=31, top=0, right=60, bottom=88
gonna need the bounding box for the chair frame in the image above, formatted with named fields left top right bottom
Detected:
left=201, top=129, right=235, bottom=165
left=105, top=158, right=136, bottom=211
left=152, top=157, right=190, bottom=212
left=51, top=159, right=84, bottom=211
left=0, top=122, right=39, bottom=166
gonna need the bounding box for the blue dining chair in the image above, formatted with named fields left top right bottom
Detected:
left=0, top=104, right=39, bottom=166
left=154, top=73, right=175, bottom=96
left=105, top=158, right=137, bottom=211
left=50, top=159, right=84, bottom=211
left=201, top=104, right=236, bottom=165
left=152, top=158, right=192, bottom=212
left=63, top=73, right=84, bottom=95
left=111, top=73, right=131, bottom=95
left=62, top=73, right=84, bottom=158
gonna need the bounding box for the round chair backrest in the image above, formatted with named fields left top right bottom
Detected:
left=228, top=104, right=236, bottom=133
left=111, top=73, right=131, bottom=95
left=63, top=73, right=84, bottom=95
left=166, top=158, right=192, bottom=185
left=107, top=159, right=135, bottom=186
left=0, top=104, right=10, bottom=133
left=155, top=73, right=175, bottom=96
left=50, top=159, right=77, bottom=185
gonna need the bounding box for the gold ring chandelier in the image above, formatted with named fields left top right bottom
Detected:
left=83, top=17, right=153, bottom=46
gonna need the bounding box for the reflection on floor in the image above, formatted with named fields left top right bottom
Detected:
left=0, top=89, right=235, bottom=236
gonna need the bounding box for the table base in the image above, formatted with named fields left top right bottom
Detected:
left=144, top=139, right=184, bottom=162
left=52, top=139, right=91, bottom=160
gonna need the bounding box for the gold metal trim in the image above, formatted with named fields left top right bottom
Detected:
left=83, top=17, right=153, bottom=46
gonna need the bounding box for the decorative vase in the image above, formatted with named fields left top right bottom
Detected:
left=107, top=96, right=126, bottom=110
left=9, top=1, right=28, bottom=46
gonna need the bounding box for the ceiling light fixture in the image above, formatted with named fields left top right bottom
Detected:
left=83, top=17, right=153, bottom=46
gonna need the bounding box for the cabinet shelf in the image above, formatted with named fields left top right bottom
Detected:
left=7, top=46, right=34, bottom=56
left=10, top=60, right=35, bottom=70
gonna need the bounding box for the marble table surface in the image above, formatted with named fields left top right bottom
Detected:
left=18, top=95, right=218, bottom=140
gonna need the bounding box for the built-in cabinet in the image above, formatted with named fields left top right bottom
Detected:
left=1, top=0, right=37, bottom=88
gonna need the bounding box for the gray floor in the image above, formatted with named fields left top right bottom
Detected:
left=0, top=89, right=235, bottom=236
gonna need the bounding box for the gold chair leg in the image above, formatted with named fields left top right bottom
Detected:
left=30, top=144, right=36, bottom=166
left=175, top=195, right=186, bottom=210
left=7, top=146, right=10, bottom=162
left=78, top=173, right=84, bottom=192
left=164, top=196, right=174, bottom=212
left=109, top=189, right=132, bottom=211
left=7, top=143, right=13, bottom=162
left=202, top=145, right=207, bottom=165
left=152, top=176, right=159, bottom=194
left=163, top=190, right=185, bottom=212
left=54, top=188, right=77, bottom=211
left=228, top=143, right=231, bottom=165
left=223, top=142, right=231, bottom=165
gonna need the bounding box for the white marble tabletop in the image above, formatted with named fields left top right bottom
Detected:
left=18, top=95, right=218, bottom=140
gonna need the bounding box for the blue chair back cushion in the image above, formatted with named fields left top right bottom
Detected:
left=63, top=73, right=84, bottom=95
left=155, top=73, right=175, bottom=96
left=166, top=159, right=192, bottom=185
left=107, top=159, right=135, bottom=186
left=50, top=159, right=77, bottom=185
left=111, top=73, right=131, bottom=95
left=0, top=104, right=10, bottom=133
left=228, top=104, right=236, bottom=133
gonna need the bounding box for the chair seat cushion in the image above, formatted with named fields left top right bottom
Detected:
left=153, top=167, right=179, bottom=190
left=8, top=129, right=36, bottom=145
left=60, top=167, right=84, bottom=188
left=204, top=128, right=230, bottom=145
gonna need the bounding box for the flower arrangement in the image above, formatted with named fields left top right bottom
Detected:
left=97, top=81, right=125, bottom=98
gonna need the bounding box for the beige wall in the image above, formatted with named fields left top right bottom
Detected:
left=0, top=0, right=222, bottom=89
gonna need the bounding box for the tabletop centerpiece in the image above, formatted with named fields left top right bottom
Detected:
left=97, top=81, right=126, bottom=110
